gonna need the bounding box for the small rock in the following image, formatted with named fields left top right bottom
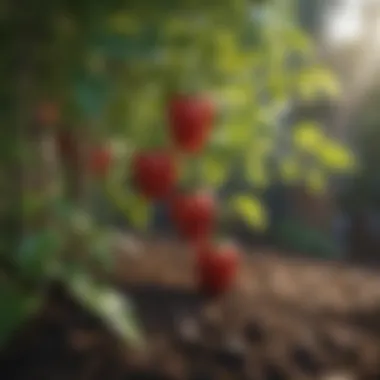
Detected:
left=66, top=329, right=100, bottom=352
left=244, top=319, right=265, bottom=344
left=187, top=370, right=214, bottom=380
left=176, top=316, right=206, bottom=358
left=199, top=308, right=222, bottom=344
left=321, top=372, right=355, bottom=380
left=263, top=363, right=288, bottom=380
left=161, top=353, right=186, bottom=380
left=124, top=370, right=176, bottom=380
left=291, top=344, right=322, bottom=375
left=201, top=303, right=223, bottom=327
left=213, top=336, right=246, bottom=372
left=319, top=328, right=359, bottom=364
left=113, top=232, right=143, bottom=259
left=178, top=317, right=200, bottom=342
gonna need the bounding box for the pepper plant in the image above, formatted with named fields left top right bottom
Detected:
left=0, top=0, right=354, bottom=349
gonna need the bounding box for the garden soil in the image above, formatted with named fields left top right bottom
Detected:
left=2, top=236, right=380, bottom=380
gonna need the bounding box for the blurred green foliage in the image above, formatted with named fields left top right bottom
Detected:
left=0, top=281, right=42, bottom=347
left=0, top=0, right=356, bottom=349
left=340, top=87, right=380, bottom=211
left=275, top=218, right=341, bottom=259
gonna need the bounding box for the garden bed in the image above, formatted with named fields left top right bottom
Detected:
left=2, top=237, right=380, bottom=380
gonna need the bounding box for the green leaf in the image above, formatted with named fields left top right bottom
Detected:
left=229, top=194, right=268, bottom=230
left=276, top=219, right=340, bottom=259
left=95, top=289, right=142, bottom=344
left=283, top=28, right=313, bottom=55
left=296, top=66, right=341, bottom=99
left=200, top=156, right=229, bottom=188
left=317, top=139, right=356, bottom=172
left=23, top=193, right=45, bottom=220
left=66, top=272, right=144, bottom=347
left=245, top=150, right=270, bottom=188
left=16, top=229, right=62, bottom=279
left=106, top=12, right=142, bottom=35
left=88, top=231, right=115, bottom=273
left=127, top=192, right=151, bottom=230
left=0, top=282, right=42, bottom=348
left=220, top=121, right=253, bottom=147
left=69, top=209, right=94, bottom=237
left=105, top=181, right=151, bottom=231
left=51, top=198, right=75, bottom=221
left=293, top=121, right=323, bottom=152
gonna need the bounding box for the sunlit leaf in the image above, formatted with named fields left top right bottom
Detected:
left=229, top=194, right=268, bottom=230
left=293, top=121, right=323, bottom=152
left=215, top=51, right=247, bottom=74
left=217, top=86, right=249, bottom=107
left=297, top=67, right=341, bottom=99
left=66, top=272, right=144, bottom=347
left=318, top=140, right=356, bottom=172
left=222, top=122, right=253, bottom=146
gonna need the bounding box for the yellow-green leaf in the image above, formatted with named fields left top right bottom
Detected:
left=229, top=194, right=268, bottom=230
left=318, top=140, right=356, bottom=172
left=104, top=182, right=150, bottom=231
left=126, top=192, right=151, bottom=230
left=214, top=29, right=237, bottom=53
left=217, top=86, right=249, bottom=106
left=293, top=121, right=323, bottom=152
left=106, top=13, right=141, bottom=35
left=297, top=67, right=341, bottom=99
left=200, top=156, right=228, bottom=188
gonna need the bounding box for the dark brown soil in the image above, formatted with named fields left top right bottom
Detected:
left=2, top=237, right=380, bottom=380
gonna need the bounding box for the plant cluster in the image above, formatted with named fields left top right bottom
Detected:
left=0, top=0, right=356, bottom=349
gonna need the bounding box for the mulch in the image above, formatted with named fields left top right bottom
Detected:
left=2, top=236, right=380, bottom=380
